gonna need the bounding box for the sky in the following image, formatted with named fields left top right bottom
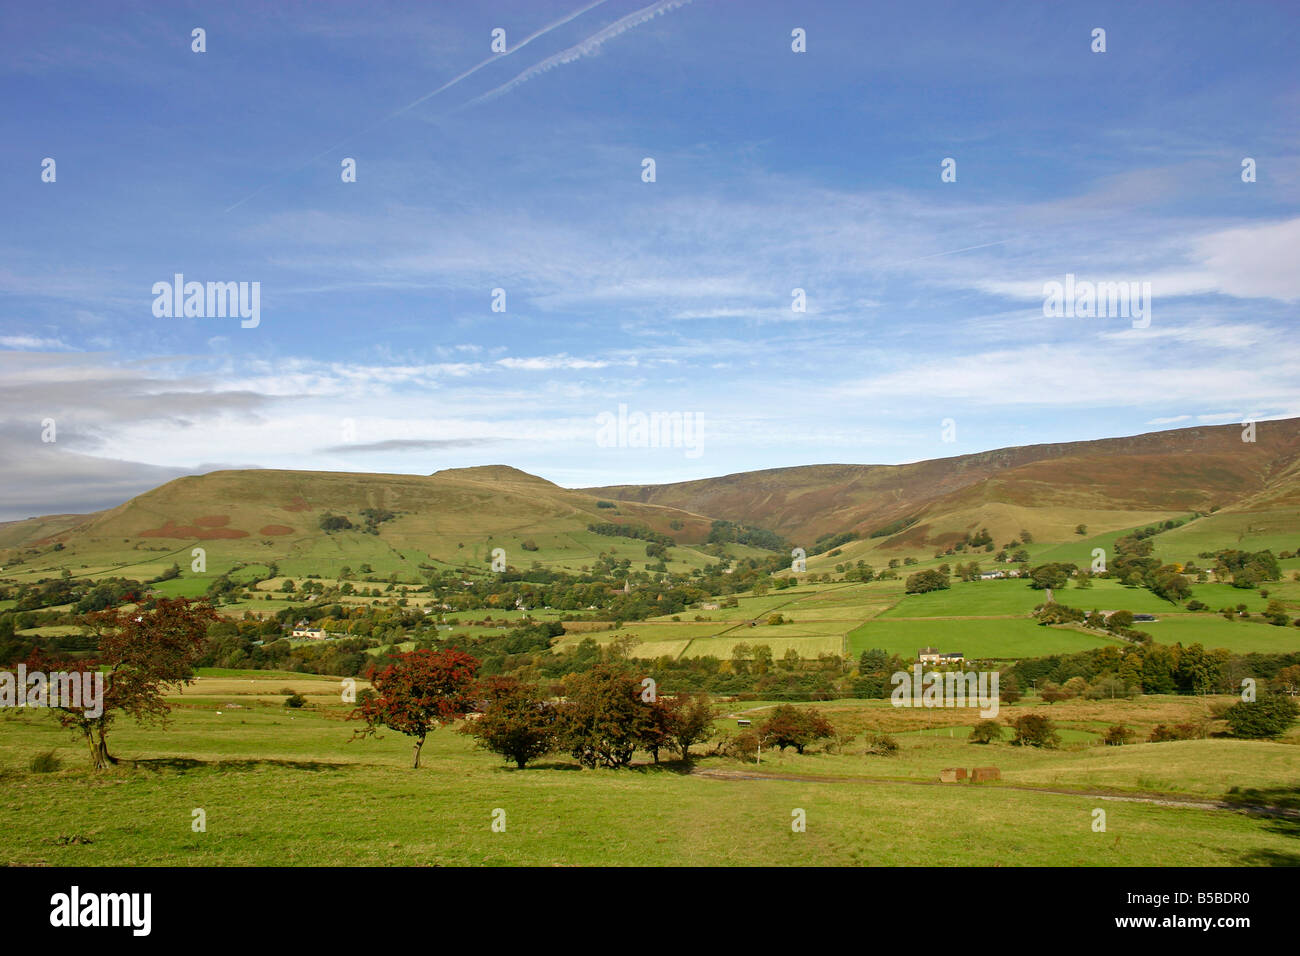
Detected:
left=1, top=0, right=1298, bottom=520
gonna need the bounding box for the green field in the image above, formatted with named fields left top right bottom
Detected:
left=2, top=672, right=1298, bottom=867
left=848, top=617, right=1119, bottom=659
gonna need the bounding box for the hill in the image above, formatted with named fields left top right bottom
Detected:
left=4, top=419, right=1299, bottom=585
left=586, top=419, right=1300, bottom=552
left=0, top=466, right=723, bottom=584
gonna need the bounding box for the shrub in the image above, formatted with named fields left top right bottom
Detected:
left=284, top=693, right=306, bottom=708
left=1149, top=722, right=1202, bottom=742
left=29, top=750, right=62, bottom=773
left=723, top=731, right=760, bottom=763
left=862, top=732, right=899, bottom=756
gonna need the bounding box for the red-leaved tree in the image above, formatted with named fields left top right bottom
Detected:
left=41, top=597, right=219, bottom=769
left=353, top=648, right=480, bottom=768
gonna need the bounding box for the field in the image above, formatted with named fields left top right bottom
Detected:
left=545, top=573, right=1300, bottom=663
left=1, top=671, right=1298, bottom=867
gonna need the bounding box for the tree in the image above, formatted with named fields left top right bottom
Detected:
left=1038, top=681, right=1068, bottom=704
left=558, top=663, right=653, bottom=768
left=905, top=569, right=950, bottom=594
left=664, top=692, right=717, bottom=762
left=1223, top=695, right=1299, bottom=739
left=354, top=648, right=480, bottom=768
left=1010, top=713, right=1060, bottom=748
left=1103, top=724, right=1135, bottom=746
left=467, top=676, right=555, bottom=768
left=758, top=704, right=835, bottom=754
left=1264, top=600, right=1291, bottom=627
left=1075, top=524, right=1087, bottom=536
left=48, top=598, right=219, bottom=769
left=1151, top=568, right=1191, bottom=604
left=1028, top=563, right=1072, bottom=590
left=969, top=720, right=1004, bottom=744
left=999, top=673, right=1022, bottom=704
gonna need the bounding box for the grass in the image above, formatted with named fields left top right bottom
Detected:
left=1, top=675, right=1297, bottom=866
left=848, top=617, right=1119, bottom=659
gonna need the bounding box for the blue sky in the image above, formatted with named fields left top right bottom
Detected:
left=2, top=0, right=1298, bottom=519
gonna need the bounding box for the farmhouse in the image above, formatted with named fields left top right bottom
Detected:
left=918, top=647, right=965, bottom=665
left=979, top=571, right=1007, bottom=580
left=291, top=620, right=327, bottom=640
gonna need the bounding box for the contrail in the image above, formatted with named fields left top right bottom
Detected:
left=459, top=0, right=696, bottom=110
left=224, top=0, right=611, bottom=213
left=899, top=238, right=1017, bottom=264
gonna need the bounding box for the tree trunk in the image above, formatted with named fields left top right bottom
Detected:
left=412, top=736, right=424, bottom=769
left=96, top=728, right=117, bottom=766
left=85, top=730, right=107, bottom=770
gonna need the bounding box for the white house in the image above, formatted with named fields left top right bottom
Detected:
left=919, top=647, right=965, bottom=665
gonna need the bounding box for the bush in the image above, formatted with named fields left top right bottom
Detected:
left=723, top=731, right=760, bottom=763
left=862, top=732, right=899, bottom=756
left=969, top=720, right=1003, bottom=744
left=29, top=750, right=62, bottom=773
left=284, top=693, right=306, bottom=708
left=1148, top=722, right=1203, bottom=743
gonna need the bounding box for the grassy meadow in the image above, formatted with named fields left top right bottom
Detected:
left=2, top=670, right=1298, bottom=867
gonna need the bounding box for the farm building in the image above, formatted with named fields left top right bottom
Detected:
left=919, top=647, right=965, bottom=664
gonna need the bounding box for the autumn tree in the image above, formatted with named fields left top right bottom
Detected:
left=663, top=691, right=717, bottom=762
left=758, top=704, right=836, bottom=754
left=558, top=663, right=653, bottom=768
left=43, top=598, right=219, bottom=770
left=640, top=696, right=676, bottom=764
left=354, top=648, right=480, bottom=768
left=466, top=675, right=556, bottom=768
